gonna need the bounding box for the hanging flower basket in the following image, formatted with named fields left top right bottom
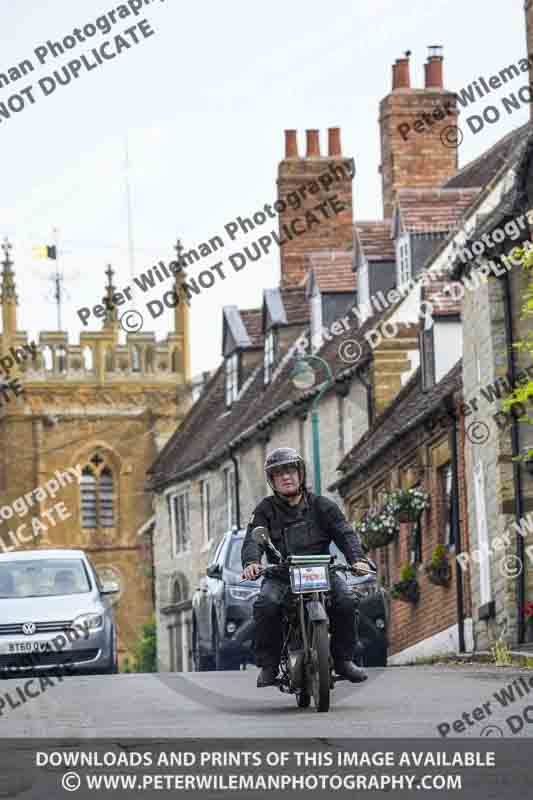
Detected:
left=425, top=561, right=451, bottom=587
left=357, top=508, right=399, bottom=550
left=391, top=563, right=420, bottom=603
left=424, top=544, right=451, bottom=587
left=384, top=487, right=430, bottom=523
left=391, top=579, right=420, bottom=604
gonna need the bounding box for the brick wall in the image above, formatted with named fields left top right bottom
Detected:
left=277, top=128, right=353, bottom=287
left=341, top=408, right=472, bottom=660
left=379, top=53, right=458, bottom=218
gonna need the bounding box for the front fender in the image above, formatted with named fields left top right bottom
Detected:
left=306, top=600, right=328, bottom=622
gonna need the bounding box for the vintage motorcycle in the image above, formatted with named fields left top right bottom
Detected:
left=246, top=526, right=375, bottom=713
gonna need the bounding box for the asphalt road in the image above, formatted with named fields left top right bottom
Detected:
left=1, top=663, right=533, bottom=739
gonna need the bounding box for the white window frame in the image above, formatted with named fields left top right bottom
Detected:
left=169, top=491, right=191, bottom=557
left=225, top=352, right=239, bottom=406
left=396, top=233, right=411, bottom=287
left=358, top=257, right=370, bottom=318
left=473, top=462, right=492, bottom=606
left=310, top=289, right=323, bottom=352
left=223, top=466, right=237, bottom=530
left=264, top=330, right=275, bottom=384
left=199, top=479, right=211, bottom=543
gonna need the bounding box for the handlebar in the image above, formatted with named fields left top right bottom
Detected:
left=241, top=561, right=376, bottom=583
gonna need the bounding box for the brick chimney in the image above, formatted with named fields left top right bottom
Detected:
left=277, top=128, right=354, bottom=288
left=526, top=1, right=533, bottom=120
left=379, top=48, right=458, bottom=218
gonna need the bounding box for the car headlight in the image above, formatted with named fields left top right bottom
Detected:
left=72, top=613, right=104, bottom=633
left=227, top=586, right=260, bottom=601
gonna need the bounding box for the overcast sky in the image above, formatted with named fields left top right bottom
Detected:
left=0, top=0, right=529, bottom=376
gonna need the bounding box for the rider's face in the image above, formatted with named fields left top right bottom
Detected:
left=271, top=465, right=300, bottom=495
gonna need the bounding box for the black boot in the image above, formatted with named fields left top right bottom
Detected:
left=257, top=665, right=278, bottom=687
left=334, top=660, right=368, bottom=683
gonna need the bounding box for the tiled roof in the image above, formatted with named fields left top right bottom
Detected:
left=278, top=287, right=309, bottom=325
left=302, top=250, right=356, bottom=293
left=331, top=360, right=462, bottom=490
left=355, top=221, right=395, bottom=261
left=147, top=303, right=390, bottom=489
left=396, top=189, right=481, bottom=234
left=423, top=271, right=462, bottom=316
left=445, top=122, right=530, bottom=189
left=240, top=309, right=263, bottom=348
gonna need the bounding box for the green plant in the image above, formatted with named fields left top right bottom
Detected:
left=431, top=543, right=447, bottom=567
left=399, top=563, right=416, bottom=582
left=491, top=639, right=513, bottom=666
left=126, top=617, right=157, bottom=673
left=391, top=563, right=419, bottom=603
left=499, top=243, right=533, bottom=456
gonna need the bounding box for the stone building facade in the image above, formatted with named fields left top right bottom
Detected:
left=0, top=246, right=191, bottom=666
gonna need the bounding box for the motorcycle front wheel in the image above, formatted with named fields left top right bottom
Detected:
left=310, top=621, right=330, bottom=712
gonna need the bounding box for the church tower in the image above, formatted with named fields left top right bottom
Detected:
left=0, top=243, right=192, bottom=668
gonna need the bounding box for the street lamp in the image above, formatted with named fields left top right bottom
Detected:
left=290, top=355, right=334, bottom=495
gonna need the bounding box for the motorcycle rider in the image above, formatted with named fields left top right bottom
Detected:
left=241, top=447, right=371, bottom=688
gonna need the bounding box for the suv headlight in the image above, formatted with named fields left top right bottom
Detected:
left=72, top=613, right=104, bottom=633
left=227, top=586, right=259, bottom=601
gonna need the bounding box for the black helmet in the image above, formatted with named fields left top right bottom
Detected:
left=264, top=447, right=306, bottom=495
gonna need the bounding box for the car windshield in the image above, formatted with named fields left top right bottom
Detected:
left=0, top=559, right=91, bottom=598
left=226, top=538, right=244, bottom=573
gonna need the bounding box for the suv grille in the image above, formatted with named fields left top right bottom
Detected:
left=0, top=621, right=73, bottom=636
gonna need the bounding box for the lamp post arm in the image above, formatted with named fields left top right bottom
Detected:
left=303, top=355, right=334, bottom=410
left=299, top=355, right=334, bottom=496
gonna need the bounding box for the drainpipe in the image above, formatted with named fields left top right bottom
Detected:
left=443, top=395, right=465, bottom=652
left=355, top=369, right=374, bottom=427
left=501, top=270, right=525, bottom=644
left=229, top=450, right=241, bottom=530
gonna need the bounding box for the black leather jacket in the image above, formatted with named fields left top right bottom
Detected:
left=241, top=490, right=365, bottom=568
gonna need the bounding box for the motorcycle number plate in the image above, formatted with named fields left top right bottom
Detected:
left=290, top=565, right=330, bottom=593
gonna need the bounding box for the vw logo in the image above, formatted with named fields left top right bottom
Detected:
left=22, top=623, right=36, bottom=635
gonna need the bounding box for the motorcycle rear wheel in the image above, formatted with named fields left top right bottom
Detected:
left=310, top=622, right=330, bottom=712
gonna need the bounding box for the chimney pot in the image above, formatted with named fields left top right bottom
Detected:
left=395, top=56, right=411, bottom=89
left=425, top=45, right=444, bottom=88
left=284, top=129, right=298, bottom=158
left=392, top=61, right=400, bottom=89
left=306, top=129, right=320, bottom=157
left=328, top=127, right=341, bottom=156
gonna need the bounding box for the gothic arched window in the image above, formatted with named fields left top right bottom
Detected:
left=80, top=452, right=115, bottom=529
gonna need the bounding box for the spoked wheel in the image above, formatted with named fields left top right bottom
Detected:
left=296, top=690, right=311, bottom=708
left=310, top=622, right=330, bottom=712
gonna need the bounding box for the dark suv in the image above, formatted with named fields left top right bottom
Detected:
left=192, top=530, right=261, bottom=671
